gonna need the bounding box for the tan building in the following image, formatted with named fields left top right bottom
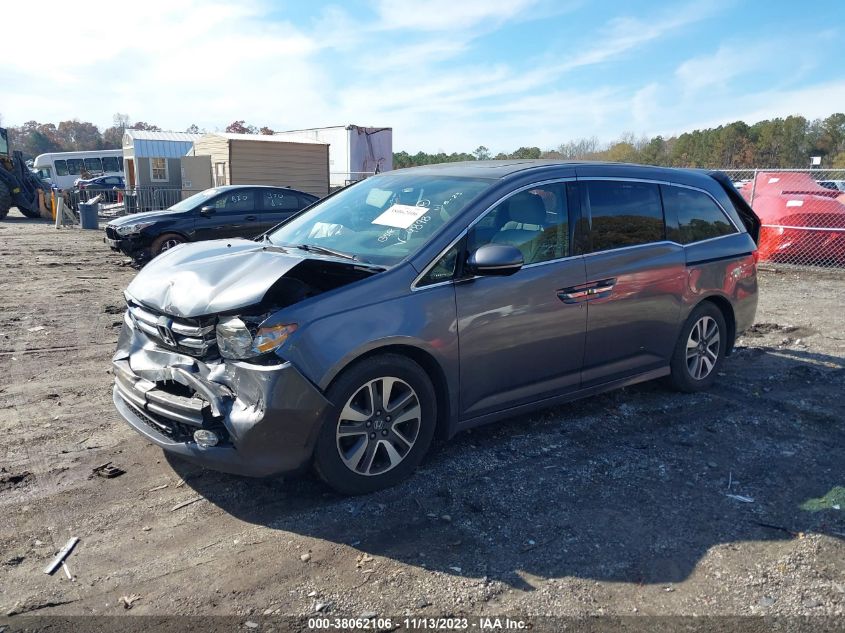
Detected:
left=190, top=133, right=330, bottom=198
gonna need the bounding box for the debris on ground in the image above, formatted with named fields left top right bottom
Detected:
left=92, top=462, right=125, bottom=479
left=170, top=497, right=203, bottom=512
left=726, top=494, right=755, bottom=503
left=300, top=553, right=312, bottom=562
left=44, top=537, right=80, bottom=575
left=119, top=594, right=141, bottom=609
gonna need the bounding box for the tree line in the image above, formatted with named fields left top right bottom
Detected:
left=4, top=111, right=844, bottom=169
left=2, top=114, right=276, bottom=160
left=395, top=113, right=845, bottom=169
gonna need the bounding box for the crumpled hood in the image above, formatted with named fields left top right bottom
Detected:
left=126, top=239, right=306, bottom=318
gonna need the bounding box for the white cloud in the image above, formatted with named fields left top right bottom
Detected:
left=373, top=0, right=542, bottom=32
left=550, top=1, right=726, bottom=73
left=1, top=0, right=328, bottom=130
left=697, top=80, right=845, bottom=131
left=4, top=0, right=837, bottom=155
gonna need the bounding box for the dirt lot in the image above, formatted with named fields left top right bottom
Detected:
left=1, top=209, right=844, bottom=620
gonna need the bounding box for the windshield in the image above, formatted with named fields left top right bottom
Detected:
left=267, top=174, right=492, bottom=266
left=168, top=188, right=222, bottom=212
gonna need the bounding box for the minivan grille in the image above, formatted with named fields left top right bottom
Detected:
left=127, top=301, right=217, bottom=357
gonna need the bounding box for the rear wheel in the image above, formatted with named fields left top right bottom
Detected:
left=150, top=233, right=185, bottom=256
left=668, top=302, right=727, bottom=392
left=314, top=354, right=437, bottom=495
left=0, top=181, right=12, bottom=220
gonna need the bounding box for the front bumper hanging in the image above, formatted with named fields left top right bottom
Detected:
left=112, top=312, right=330, bottom=477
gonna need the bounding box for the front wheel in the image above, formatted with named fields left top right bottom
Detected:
left=668, top=302, right=728, bottom=393
left=314, top=354, right=437, bottom=495
left=150, top=233, right=185, bottom=256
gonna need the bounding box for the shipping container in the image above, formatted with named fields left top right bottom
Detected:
left=273, top=125, right=392, bottom=189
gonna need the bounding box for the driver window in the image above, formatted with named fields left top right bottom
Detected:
left=214, top=190, right=254, bottom=213
left=468, top=183, right=569, bottom=265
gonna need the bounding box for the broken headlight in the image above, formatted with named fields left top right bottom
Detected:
left=216, top=316, right=297, bottom=360
left=115, top=221, right=156, bottom=236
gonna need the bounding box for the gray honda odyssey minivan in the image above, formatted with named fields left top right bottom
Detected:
left=113, top=161, right=760, bottom=494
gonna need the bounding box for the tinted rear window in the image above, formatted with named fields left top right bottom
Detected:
left=662, top=185, right=737, bottom=244
left=263, top=190, right=299, bottom=210
left=585, top=180, right=664, bottom=252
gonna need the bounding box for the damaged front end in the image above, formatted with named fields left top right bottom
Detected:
left=112, top=306, right=329, bottom=476
left=110, top=239, right=379, bottom=477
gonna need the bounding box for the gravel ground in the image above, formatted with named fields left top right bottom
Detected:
left=1, top=209, right=843, bottom=621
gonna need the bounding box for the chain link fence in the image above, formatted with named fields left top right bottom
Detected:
left=70, top=187, right=207, bottom=218
left=722, top=169, right=845, bottom=268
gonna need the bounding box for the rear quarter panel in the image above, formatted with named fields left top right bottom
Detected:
left=682, top=232, right=758, bottom=338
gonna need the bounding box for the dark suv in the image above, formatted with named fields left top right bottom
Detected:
left=112, top=161, right=760, bottom=494
left=105, top=185, right=318, bottom=260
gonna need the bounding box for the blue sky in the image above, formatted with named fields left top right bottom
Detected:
left=3, top=0, right=844, bottom=152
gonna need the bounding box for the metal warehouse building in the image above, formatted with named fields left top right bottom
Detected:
left=191, top=133, right=330, bottom=198
left=122, top=130, right=202, bottom=189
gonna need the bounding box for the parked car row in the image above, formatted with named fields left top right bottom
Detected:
left=105, top=185, right=318, bottom=261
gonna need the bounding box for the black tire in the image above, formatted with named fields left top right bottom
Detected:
left=0, top=181, right=12, bottom=220
left=150, top=233, right=185, bottom=256
left=668, top=301, right=728, bottom=393
left=314, top=353, right=437, bottom=495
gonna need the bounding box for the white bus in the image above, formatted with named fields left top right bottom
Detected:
left=33, top=149, right=124, bottom=189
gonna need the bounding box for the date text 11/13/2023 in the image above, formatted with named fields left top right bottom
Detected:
left=307, top=616, right=529, bottom=630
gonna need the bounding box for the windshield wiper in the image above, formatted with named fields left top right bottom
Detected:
left=294, top=243, right=358, bottom=262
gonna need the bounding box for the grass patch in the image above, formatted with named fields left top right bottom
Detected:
left=801, top=486, right=845, bottom=511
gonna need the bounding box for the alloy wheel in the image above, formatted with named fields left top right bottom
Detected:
left=686, top=315, right=721, bottom=380
left=336, top=376, right=421, bottom=476
left=161, top=238, right=182, bottom=252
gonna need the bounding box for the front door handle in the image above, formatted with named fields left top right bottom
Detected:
left=244, top=215, right=257, bottom=221
left=557, top=278, right=616, bottom=304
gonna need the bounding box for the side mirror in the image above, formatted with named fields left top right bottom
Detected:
left=467, top=244, right=524, bottom=276
left=199, top=205, right=215, bottom=217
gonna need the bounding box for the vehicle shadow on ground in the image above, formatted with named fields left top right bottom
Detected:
left=0, top=214, right=51, bottom=225
left=169, top=345, right=845, bottom=588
